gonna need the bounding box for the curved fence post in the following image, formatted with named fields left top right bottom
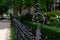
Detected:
left=33, top=3, right=45, bottom=40
left=32, top=11, right=45, bottom=40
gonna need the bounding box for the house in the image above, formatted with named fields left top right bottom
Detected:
left=54, top=0, right=60, bottom=10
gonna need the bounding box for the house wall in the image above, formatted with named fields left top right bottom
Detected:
left=54, top=0, right=60, bottom=10
left=21, top=6, right=35, bottom=15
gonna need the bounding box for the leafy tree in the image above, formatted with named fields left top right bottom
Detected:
left=12, top=0, right=23, bottom=15
left=23, top=0, right=34, bottom=14
left=0, top=0, right=12, bottom=15
left=0, top=0, right=12, bottom=19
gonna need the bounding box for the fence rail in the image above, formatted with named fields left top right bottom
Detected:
left=10, top=15, right=35, bottom=40
left=10, top=14, right=48, bottom=40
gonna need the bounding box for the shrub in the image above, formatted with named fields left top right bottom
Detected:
left=53, top=20, right=60, bottom=27
left=41, top=27, right=60, bottom=40
left=43, top=10, right=60, bottom=25
left=22, top=21, right=60, bottom=40
left=20, top=13, right=33, bottom=22
left=15, top=15, right=21, bottom=20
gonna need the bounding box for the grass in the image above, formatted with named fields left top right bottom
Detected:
left=10, top=24, right=16, bottom=40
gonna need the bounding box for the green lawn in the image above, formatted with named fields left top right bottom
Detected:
left=10, top=24, right=16, bottom=40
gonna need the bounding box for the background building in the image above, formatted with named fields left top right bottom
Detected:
left=55, top=0, right=60, bottom=10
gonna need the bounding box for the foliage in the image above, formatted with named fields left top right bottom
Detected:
left=0, top=0, right=12, bottom=15
left=53, top=10, right=60, bottom=16
left=0, top=0, right=55, bottom=15
left=15, top=13, right=33, bottom=22
left=15, top=14, right=20, bottom=20
left=43, top=10, right=60, bottom=25
left=39, top=0, right=46, bottom=10
left=22, top=21, right=60, bottom=40
left=53, top=20, right=60, bottom=27
left=41, top=27, right=60, bottom=40
left=24, top=0, right=33, bottom=8
left=46, top=0, right=54, bottom=4
left=16, top=10, right=60, bottom=25
left=10, top=24, right=16, bottom=40
left=23, top=21, right=39, bottom=32
left=23, top=13, right=32, bottom=21
left=12, top=0, right=23, bottom=10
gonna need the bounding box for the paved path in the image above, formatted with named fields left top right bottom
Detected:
left=0, top=20, right=10, bottom=40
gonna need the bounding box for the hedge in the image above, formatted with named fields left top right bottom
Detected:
left=22, top=21, right=60, bottom=40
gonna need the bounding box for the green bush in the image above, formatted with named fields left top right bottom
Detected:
left=53, top=20, right=60, bottom=27
left=43, top=10, right=60, bottom=25
left=22, top=21, right=60, bottom=40
left=15, top=15, right=21, bottom=20
left=17, top=13, right=33, bottom=22
left=23, top=21, right=39, bottom=32
left=41, top=27, right=60, bottom=40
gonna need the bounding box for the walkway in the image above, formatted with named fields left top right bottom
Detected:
left=0, top=20, right=10, bottom=40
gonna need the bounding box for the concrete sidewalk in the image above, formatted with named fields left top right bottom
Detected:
left=0, top=20, right=10, bottom=40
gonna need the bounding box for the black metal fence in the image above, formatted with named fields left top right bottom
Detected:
left=10, top=14, right=48, bottom=40
left=10, top=14, right=35, bottom=40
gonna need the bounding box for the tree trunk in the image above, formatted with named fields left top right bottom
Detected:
left=46, top=0, right=48, bottom=12
left=46, top=2, right=49, bottom=12
left=0, top=12, right=3, bottom=20
left=19, top=7, right=22, bottom=15
left=27, top=7, right=30, bottom=14
left=19, top=8, right=22, bottom=15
